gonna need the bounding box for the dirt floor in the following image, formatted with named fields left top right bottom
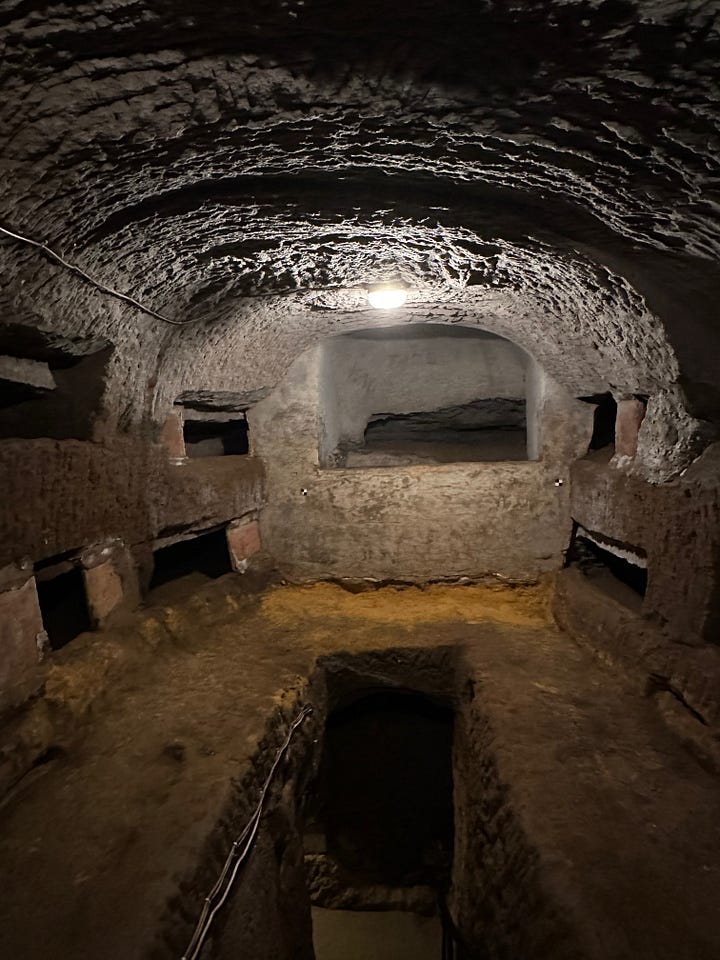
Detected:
left=311, top=907, right=441, bottom=960
left=0, top=572, right=718, bottom=959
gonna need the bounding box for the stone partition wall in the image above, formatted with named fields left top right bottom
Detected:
left=251, top=338, right=592, bottom=582
left=451, top=688, right=581, bottom=959
left=0, top=568, right=45, bottom=714
left=0, top=434, right=265, bottom=713
left=156, top=697, right=318, bottom=960
left=0, top=437, right=265, bottom=571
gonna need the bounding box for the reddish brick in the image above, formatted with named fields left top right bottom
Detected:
left=84, top=560, right=124, bottom=626
left=227, top=518, right=261, bottom=572
left=615, top=398, right=646, bottom=458
left=0, top=577, right=44, bottom=712
left=161, top=410, right=186, bottom=460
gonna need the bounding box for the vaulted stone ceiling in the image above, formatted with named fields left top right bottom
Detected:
left=1, top=1, right=719, bottom=458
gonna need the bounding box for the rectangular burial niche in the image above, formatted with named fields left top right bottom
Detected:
left=149, top=527, right=232, bottom=590
left=174, top=390, right=255, bottom=458
left=182, top=414, right=249, bottom=458
left=0, top=324, right=112, bottom=441
left=566, top=524, right=648, bottom=604
left=319, top=325, right=531, bottom=468
left=304, top=649, right=456, bottom=960
left=34, top=553, right=92, bottom=651
left=360, top=398, right=527, bottom=465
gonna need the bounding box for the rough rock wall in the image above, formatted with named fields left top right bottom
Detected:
left=251, top=343, right=592, bottom=581
left=1, top=0, right=718, bottom=480
left=553, top=566, right=720, bottom=746
left=452, top=692, right=582, bottom=960
left=0, top=0, right=718, bottom=721
left=0, top=438, right=265, bottom=573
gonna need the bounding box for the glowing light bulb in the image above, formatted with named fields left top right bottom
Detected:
left=367, top=287, right=408, bottom=309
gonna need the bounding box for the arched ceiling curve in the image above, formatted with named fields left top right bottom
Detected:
left=1, top=0, right=719, bottom=423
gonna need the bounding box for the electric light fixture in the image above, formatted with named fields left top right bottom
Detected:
left=367, top=287, right=408, bottom=309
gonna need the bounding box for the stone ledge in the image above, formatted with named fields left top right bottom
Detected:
left=553, top=566, right=720, bottom=734
left=0, top=438, right=266, bottom=571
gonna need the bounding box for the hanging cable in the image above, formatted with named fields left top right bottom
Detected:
left=0, top=222, right=194, bottom=326
left=181, top=704, right=313, bottom=960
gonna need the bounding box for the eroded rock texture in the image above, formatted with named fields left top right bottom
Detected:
left=0, top=1, right=718, bottom=471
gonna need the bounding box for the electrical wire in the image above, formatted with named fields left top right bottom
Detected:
left=181, top=704, right=313, bottom=960
left=0, top=222, right=193, bottom=326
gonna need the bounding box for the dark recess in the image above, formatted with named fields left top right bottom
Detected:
left=335, top=398, right=529, bottom=465
left=320, top=690, right=454, bottom=886
left=0, top=344, right=112, bottom=441
left=35, top=565, right=92, bottom=650
left=569, top=534, right=647, bottom=597
left=580, top=393, right=617, bottom=451
left=149, top=528, right=232, bottom=588
left=183, top=416, right=249, bottom=457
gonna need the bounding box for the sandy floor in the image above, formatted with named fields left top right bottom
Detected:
left=312, top=907, right=441, bottom=960
left=0, top=574, right=718, bottom=960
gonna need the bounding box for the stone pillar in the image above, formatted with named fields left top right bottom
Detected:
left=81, top=541, right=140, bottom=627
left=0, top=562, right=45, bottom=712
left=226, top=516, right=261, bottom=573
left=161, top=409, right=186, bottom=461
left=615, top=398, right=646, bottom=459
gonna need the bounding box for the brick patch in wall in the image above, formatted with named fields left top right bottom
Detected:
left=615, top=398, right=646, bottom=459
left=81, top=541, right=140, bottom=626
left=161, top=410, right=186, bottom=461
left=0, top=573, right=45, bottom=712
left=226, top=517, right=261, bottom=573
left=83, top=561, right=124, bottom=626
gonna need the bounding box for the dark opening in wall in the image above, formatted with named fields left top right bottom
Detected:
left=34, top=559, right=91, bottom=651
left=149, top=528, right=232, bottom=589
left=343, top=398, right=528, bottom=467
left=567, top=529, right=647, bottom=599
left=319, top=690, right=454, bottom=886
left=320, top=325, right=532, bottom=468
left=0, top=326, right=112, bottom=440
left=183, top=416, right=249, bottom=457
left=580, top=393, right=617, bottom=451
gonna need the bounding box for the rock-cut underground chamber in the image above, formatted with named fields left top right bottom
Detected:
left=201, top=647, right=578, bottom=960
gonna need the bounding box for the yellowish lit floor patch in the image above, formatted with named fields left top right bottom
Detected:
left=261, top=580, right=551, bottom=629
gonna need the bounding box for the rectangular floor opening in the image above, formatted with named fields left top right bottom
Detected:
left=303, top=650, right=456, bottom=960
